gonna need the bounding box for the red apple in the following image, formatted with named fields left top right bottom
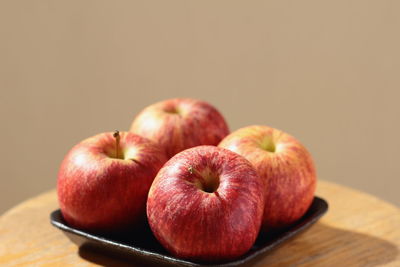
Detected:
left=218, top=125, right=317, bottom=230
left=57, top=131, right=167, bottom=232
left=130, top=98, right=229, bottom=158
left=147, top=146, right=264, bottom=262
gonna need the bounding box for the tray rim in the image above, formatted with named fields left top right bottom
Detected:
left=50, top=196, right=328, bottom=267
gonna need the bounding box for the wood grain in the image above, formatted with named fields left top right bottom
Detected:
left=1, top=181, right=399, bottom=266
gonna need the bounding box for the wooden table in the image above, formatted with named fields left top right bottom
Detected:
left=1, top=181, right=399, bottom=266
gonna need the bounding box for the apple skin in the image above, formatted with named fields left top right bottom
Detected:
left=130, top=98, right=229, bottom=158
left=147, top=146, right=264, bottom=262
left=218, top=125, right=317, bottom=231
left=57, top=131, right=168, bottom=232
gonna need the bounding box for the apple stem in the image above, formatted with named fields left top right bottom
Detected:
left=131, top=158, right=140, bottom=164
left=188, top=166, right=194, bottom=174
left=113, top=130, right=121, bottom=159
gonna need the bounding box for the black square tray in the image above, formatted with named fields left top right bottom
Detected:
left=50, top=196, right=328, bottom=266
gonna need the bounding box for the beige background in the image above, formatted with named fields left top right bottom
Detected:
left=0, top=0, right=399, bottom=214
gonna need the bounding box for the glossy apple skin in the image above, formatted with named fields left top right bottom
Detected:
left=219, top=125, right=317, bottom=231
left=147, top=146, right=264, bottom=262
left=130, top=98, right=229, bottom=158
left=57, top=132, right=167, bottom=232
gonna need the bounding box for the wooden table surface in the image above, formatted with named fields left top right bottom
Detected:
left=1, top=180, right=399, bottom=267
